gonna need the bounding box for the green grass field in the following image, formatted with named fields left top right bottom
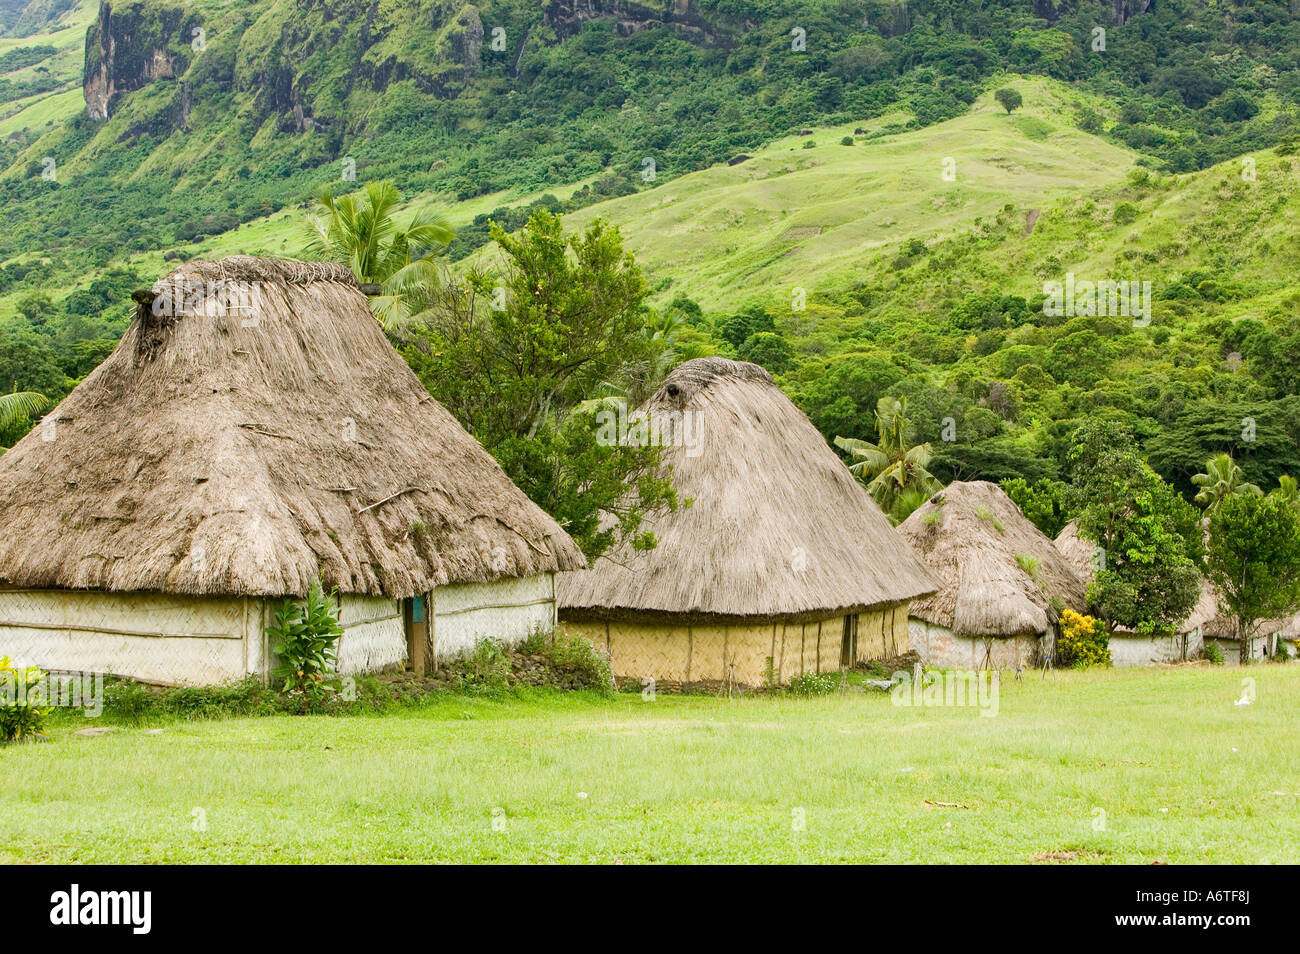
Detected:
left=4, top=665, right=1297, bottom=863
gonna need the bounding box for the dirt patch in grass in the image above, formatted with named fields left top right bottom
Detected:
left=1033, top=849, right=1100, bottom=863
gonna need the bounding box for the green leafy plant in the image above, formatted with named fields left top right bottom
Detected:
left=835, top=395, right=942, bottom=524
left=788, top=672, right=840, bottom=696
left=268, top=580, right=346, bottom=700
left=1014, top=552, right=1042, bottom=579
left=1193, top=453, right=1262, bottom=514
left=304, top=179, right=454, bottom=329
left=1205, top=492, right=1300, bottom=664
left=448, top=638, right=511, bottom=695
left=0, top=655, right=45, bottom=742
left=976, top=506, right=1005, bottom=533
left=537, top=633, right=614, bottom=694
left=1204, top=641, right=1224, bottom=665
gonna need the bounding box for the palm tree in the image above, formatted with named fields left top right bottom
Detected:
left=835, top=395, right=942, bottom=523
left=0, top=391, right=49, bottom=446
left=304, top=179, right=454, bottom=329
left=1192, top=453, right=1262, bottom=513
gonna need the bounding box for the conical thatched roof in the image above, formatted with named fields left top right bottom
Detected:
left=557, top=357, right=937, bottom=623
left=897, top=481, right=1085, bottom=637
left=0, top=256, right=583, bottom=598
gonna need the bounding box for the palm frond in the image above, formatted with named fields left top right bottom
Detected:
left=0, top=391, right=49, bottom=431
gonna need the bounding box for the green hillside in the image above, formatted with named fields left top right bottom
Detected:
left=561, top=77, right=1139, bottom=309
left=2, top=0, right=1300, bottom=506
left=0, top=0, right=96, bottom=138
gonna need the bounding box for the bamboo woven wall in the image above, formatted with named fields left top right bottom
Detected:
left=563, top=602, right=911, bottom=687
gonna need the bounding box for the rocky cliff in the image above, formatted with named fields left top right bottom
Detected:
left=83, top=0, right=199, bottom=120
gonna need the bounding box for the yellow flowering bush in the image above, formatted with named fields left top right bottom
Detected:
left=1058, top=610, right=1111, bottom=668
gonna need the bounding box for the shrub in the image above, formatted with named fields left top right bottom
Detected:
left=536, top=632, right=614, bottom=694
left=788, top=672, right=841, bottom=696
left=448, top=638, right=511, bottom=695
left=1204, top=641, right=1224, bottom=665
left=100, top=677, right=280, bottom=722
left=1057, top=609, right=1111, bottom=668
left=840, top=136, right=854, bottom=146
left=0, top=656, right=45, bottom=742
left=995, top=88, right=1023, bottom=114
left=268, top=579, right=345, bottom=702
left=1114, top=202, right=1140, bottom=225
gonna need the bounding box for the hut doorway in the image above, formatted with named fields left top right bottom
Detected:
left=403, top=594, right=432, bottom=674
left=840, top=614, right=858, bottom=668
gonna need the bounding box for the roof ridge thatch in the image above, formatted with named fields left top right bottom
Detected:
left=557, top=357, right=938, bottom=623
left=0, top=255, right=584, bottom=598
left=897, top=481, right=1086, bottom=637
left=150, top=255, right=360, bottom=288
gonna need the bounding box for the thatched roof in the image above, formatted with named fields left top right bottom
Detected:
left=0, top=256, right=583, bottom=598
left=557, top=357, right=937, bottom=623
left=1054, top=519, right=1286, bottom=640
left=897, top=481, right=1086, bottom=637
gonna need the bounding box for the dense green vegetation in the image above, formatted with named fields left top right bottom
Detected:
left=1, top=0, right=1299, bottom=557
left=5, top=0, right=1300, bottom=278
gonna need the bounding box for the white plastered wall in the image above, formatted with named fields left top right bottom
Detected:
left=0, top=589, right=256, bottom=685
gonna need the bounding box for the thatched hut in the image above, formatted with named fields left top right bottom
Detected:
left=897, top=481, right=1086, bottom=669
left=0, top=256, right=583, bottom=685
left=557, top=358, right=937, bottom=687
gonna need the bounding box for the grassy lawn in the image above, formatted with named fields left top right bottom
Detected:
left=3, top=665, right=1298, bottom=864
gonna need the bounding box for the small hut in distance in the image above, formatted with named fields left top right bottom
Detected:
left=0, top=256, right=584, bottom=685
left=897, top=481, right=1086, bottom=669
left=1055, top=520, right=1210, bottom=665
left=558, top=358, right=938, bottom=687
left=1056, top=520, right=1293, bottom=665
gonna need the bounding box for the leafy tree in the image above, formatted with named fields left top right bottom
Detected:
left=716, top=308, right=775, bottom=350
left=1192, top=453, right=1262, bottom=514
left=1144, top=399, right=1299, bottom=497
left=1002, top=476, right=1070, bottom=538
left=402, top=209, right=676, bottom=560
left=835, top=396, right=942, bottom=523
left=737, top=331, right=794, bottom=374
left=1206, top=493, right=1300, bottom=664
left=1273, top=475, right=1299, bottom=509
left=304, top=180, right=454, bottom=329
left=1068, top=420, right=1201, bottom=637
left=994, top=87, right=1023, bottom=114
left=794, top=351, right=908, bottom=442
left=0, top=328, right=66, bottom=400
